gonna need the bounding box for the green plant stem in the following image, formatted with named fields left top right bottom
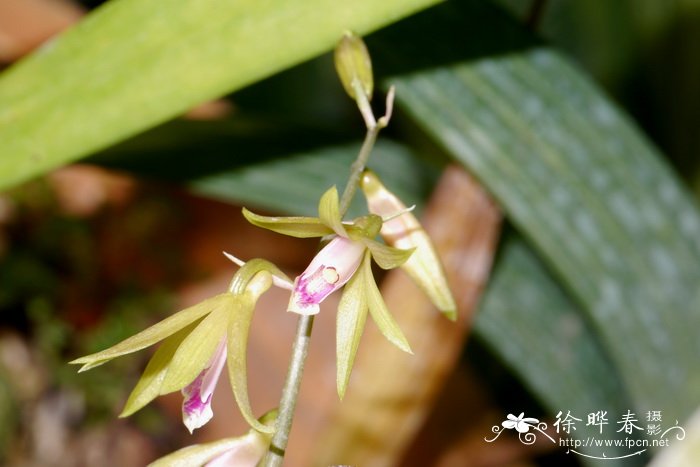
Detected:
left=263, top=314, right=314, bottom=467
left=263, top=85, right=389, bottom=466
left=339, top=126, right=380, bottom=216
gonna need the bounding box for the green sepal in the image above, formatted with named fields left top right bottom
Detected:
left=227, top=274, right=276, bottom=434
left=363, top=238, right=415, bottom=270
left=228, top=259, right=287, bottom=295
left=336, top=261, right=369, bottom=400
left=362, top=252, right=412, bottom=354
left=360, top=169, right=456, bottom=320
left=148, top=409, right=277, bottom=467
left=120, top=321, right=199, bottom=417
left=158, top=304, right=231, bottom=394
left=399, top=232, right=457, bottom=321
left=242, top=208, right=333, bottom=238
left=318, top=186, right=347, bottom=237
left=70, top=293, right=234, bottom=372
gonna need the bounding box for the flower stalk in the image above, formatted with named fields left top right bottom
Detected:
left=262, top=33, right=394, bottom=466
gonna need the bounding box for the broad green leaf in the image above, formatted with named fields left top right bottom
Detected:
left=0, top=0, right=443, bottom=191
left=241, top=209, right=333, bottom=238
left=362, top=252, right=412, bottom=354
left=318, top=186, right=348, bottom=237
left=159, top=305, right=230, bottom=394
left=148, top=409, right=277, bottom=467
left=475, top=236, right=639, bottom=465
left=393, top=34, right=700, bottom=422
left=120, top=321, right=199, bottom=417
left=362, top=238, right=414, bottom=270
left=336, top=266, right=369, bottom=400
left=70, top=293, right=234, bottom=371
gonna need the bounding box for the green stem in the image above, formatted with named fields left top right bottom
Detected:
left=263, top=315, right=314, bottom=467
left=263, top=84, right=390, bottom=466
left=339, top=126, right=380, bottom=216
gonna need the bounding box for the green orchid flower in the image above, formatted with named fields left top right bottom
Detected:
left=70, top=259, right=291, bottom=434
left=243, top=186, right=417, bottom=398
left=360, top=169, right=457, bottom=320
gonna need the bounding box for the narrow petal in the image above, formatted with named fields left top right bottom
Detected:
left=287, top=236, right=364, bottom=315
left=120, top=321, right=199, bottom=418
left=227, top=272, right=277, bottom=433
left=318, top=186, right=348, bottom=237
left=241, top=208, right=332, bottom=238
left=361, top=251, right=412, bottom=354
left=70, top=294, right=234, bottom=372
left=360, top=170, right=457, bottom=320
left=159, top=304, right=231, bottom=395
left=362, top=238, right=415, bottom=270
left=181, top=336, right=228, bottom=433
left=336, top=265, right=369, bottom=399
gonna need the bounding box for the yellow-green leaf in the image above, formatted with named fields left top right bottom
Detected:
left=241, top=208, right=333, bottom=238
left=70, top=293, right=234, bottom=372
left=148, top=409, right=277, bottom=467
left=0, top=0, right=442, bottom=191
left=120, top=321, right=199, bottom=417
left=363, top=238, right=415, bottom=270
left=362, top=252, right=412, bottom=354
left=336, top=260, right=369, bottom=399
left=159, top=304, right=231, bottom=394
left=318, top=186, right=348, bottom=237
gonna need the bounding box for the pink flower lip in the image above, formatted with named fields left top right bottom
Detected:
left=181, top=337, right=227, bottom=433
left=288, top=236, right=365, bottom=315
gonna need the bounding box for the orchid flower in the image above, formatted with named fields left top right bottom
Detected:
left=243, top=186, right=414, bottom=317
left=243, top=186, right=418, bottom=397
left=71, top=259, right=292, bottom=433
left=360, top=169, right=457, bottom=320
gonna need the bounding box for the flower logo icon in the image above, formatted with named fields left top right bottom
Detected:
left=502, top=412, right=540, bottom=433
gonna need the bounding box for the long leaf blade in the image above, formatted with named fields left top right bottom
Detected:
left=394, top=46, right=700, bottom=422
left=0, top=0, right=442, bottom=191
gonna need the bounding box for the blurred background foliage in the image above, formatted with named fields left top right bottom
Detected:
left=0, top=0, right=699, bottom=465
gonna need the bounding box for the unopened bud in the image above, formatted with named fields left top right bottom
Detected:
left=334, top=31, right=373, bottom=101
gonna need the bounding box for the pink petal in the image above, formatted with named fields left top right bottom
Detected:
left=182, top=337, right=227, bottom=433
left=205, top=443, right=264, bottom=467
left=287, top=236, right=364, bottom=315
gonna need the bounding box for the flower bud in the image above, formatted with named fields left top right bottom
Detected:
left=360, top=170, right=457, bottom=320
left=334, top=31, right=373, bottom=101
